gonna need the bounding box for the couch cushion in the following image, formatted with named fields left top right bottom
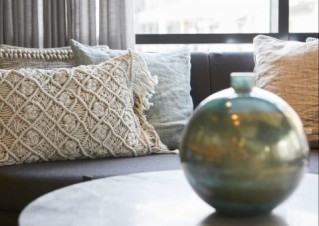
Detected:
left=209, top=52, right=254, bottom=93
left=0, top=154, right=181, bottom=211
left=190, top=52, right=211, bottom=107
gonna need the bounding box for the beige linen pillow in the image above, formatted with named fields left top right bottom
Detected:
left=253, top=35, right=318, bottom=147
left=0, top=51, right=171, bottom=166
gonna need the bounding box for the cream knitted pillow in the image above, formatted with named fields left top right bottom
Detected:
left=253, top=35, right=319, bottom=147
left=0, top=44, right=109, bottom=70
left=0, top=45, right=75, bottom=69
left=0, top=51, right=170, bottom=166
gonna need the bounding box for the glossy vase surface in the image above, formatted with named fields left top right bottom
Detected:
left=180, top=73, right=309, bottom=216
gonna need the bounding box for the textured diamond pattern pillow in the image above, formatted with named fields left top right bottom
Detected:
left=0, top=51, right=170, bottom=166
left=70, top=39, right=193, bottom=150
left=253, top=35, right=319, bottom=147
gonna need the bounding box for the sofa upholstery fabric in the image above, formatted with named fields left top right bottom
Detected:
left=0, top=51, right=259, bottom=226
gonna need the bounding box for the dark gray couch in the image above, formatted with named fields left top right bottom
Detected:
left=0, top=52, right=317, bottom=226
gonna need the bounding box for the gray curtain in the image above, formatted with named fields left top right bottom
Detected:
left=99, top=0, right=135, bottom=49
left=0, top=0, right=39, bottom=47
left=0, top=0, right=135, bottom=49
left=43, top=0, right=67, bottom=47
left=66, top=0, right=97, bottom=46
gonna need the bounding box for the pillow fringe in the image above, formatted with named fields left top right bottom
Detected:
left=129, top=50, right=174, bottom=153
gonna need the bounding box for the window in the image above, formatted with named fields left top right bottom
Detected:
left=134, top=0, right=318, bottom=51
left=289, top=0, right=318, bottom=32
left=135, top=0, right=272, bottom=34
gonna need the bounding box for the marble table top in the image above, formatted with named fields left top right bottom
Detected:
left=19, top=170, right=318, bottom=226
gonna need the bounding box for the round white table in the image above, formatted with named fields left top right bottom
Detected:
left=19, top=170, right=318, bottom=226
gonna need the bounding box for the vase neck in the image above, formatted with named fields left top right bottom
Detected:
left=231, top=72, right=255, bottom=94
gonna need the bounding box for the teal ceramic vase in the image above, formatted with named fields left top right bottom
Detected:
left=180, top=73, right=309, bottom=216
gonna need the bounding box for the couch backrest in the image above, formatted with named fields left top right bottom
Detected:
left=190, top=52, right=254, bottom=107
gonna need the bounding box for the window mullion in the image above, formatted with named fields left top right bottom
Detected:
left=270, top=0, right=279, bottom=33
left=278, top=0, right=289, bottom=39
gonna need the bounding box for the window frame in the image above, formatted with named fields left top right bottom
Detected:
left=135, top=0, right=319, bottom=45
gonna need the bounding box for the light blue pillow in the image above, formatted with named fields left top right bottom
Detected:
left=306, top=37, right=318, bottom=42
left=70, top=40, right=193, bottom=149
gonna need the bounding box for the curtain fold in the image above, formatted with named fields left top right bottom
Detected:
left=99, top=0, right=135, bottom=49
left=43, top=0, right=67, bottom=47
left=66, top=0, right=97, bottom=46
left=0, top=0, right=39, bottom=47
left=0, top=0, right=134, bottom=49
